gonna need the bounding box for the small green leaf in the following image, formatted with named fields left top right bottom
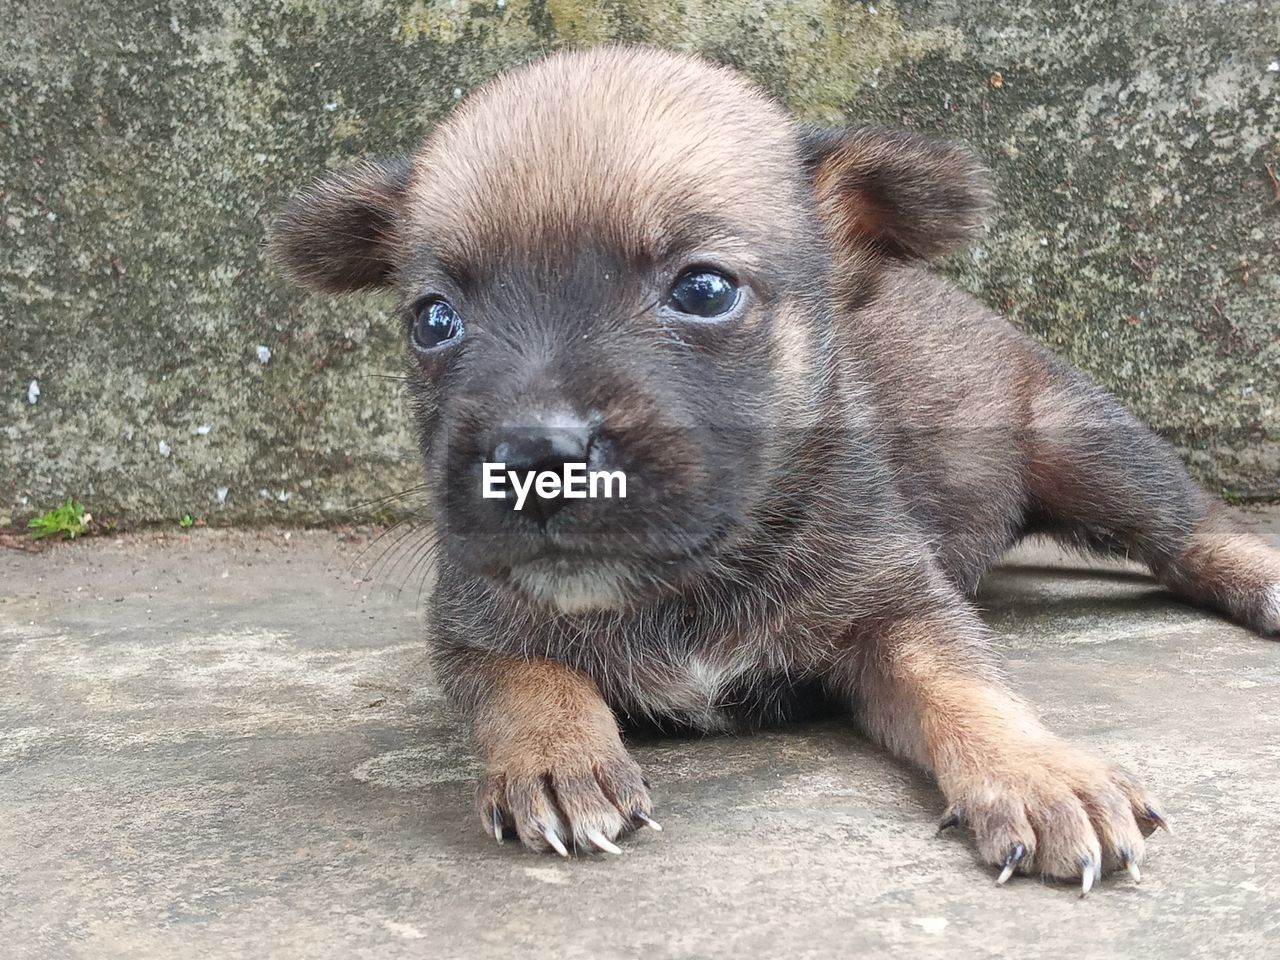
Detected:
left=28, top=498, right=91, bottom=540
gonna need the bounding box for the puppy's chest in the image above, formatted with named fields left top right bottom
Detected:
left=607, top=646, right=835, bottom=732
left=533, top=601, right=849, bottom=731
left=624, top=653, right=754, bottom=731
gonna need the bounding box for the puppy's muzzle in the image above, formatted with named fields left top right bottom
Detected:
left=488, top=420, right=595, bottom=527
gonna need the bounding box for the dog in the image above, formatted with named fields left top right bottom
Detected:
left=271, top=46, right=1280, bottom=892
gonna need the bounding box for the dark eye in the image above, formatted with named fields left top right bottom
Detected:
left=667, top=269, right=740, bottom=318
left=411, top=298, right=464, bottom=351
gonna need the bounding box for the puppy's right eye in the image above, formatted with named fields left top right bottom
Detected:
left=667, top=268, right=740, bottom=319
left=411, top=298, right=464, bottom=351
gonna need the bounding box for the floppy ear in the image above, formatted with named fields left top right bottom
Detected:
left=269, top=156, right=414, bottom=293
left=798, top=125, right=993, bottom=262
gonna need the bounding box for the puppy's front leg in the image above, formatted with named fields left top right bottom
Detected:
left=846, top=601, right=1167, bottom=891
left=448, top=653, right=653, bottom=856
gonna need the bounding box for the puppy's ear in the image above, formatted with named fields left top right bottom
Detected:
left=269, top=156, right=414, bottom=293
left=798, top=125, right=992, bottom=262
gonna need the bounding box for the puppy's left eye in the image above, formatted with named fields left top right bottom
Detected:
left=411, top=298, right=464, bottom=351
left=667, top=269, right=740, bottom=318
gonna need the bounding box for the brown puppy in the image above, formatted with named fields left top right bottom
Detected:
left=271, top=47, right=1280, bottom=892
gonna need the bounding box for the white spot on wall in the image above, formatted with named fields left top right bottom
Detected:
left=193, top=424, right=211, bottom=435
left=157, top=440, right=171, bottom=457
left=255, top=344, right=272, bottom=364
left=215, top=486, right=229, bottom=505
left=380, top=920, right=426, bottom=941
left=323, top=101, right=338, bottom=112
left=1268, top=61, right=1279, bottom=73
left=912, top=918, right=948, bottom=934
left=452, top=86, right=463, bottom=99
left=27, top=380, right=39, bottom=404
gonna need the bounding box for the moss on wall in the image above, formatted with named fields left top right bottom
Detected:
left=2, top=0, right=1277, bottom=525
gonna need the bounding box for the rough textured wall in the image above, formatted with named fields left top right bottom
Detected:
left=2, top=0, right=1278, bottom=526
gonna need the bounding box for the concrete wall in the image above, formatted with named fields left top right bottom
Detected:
left=3, top=0, right=1278, bottom=526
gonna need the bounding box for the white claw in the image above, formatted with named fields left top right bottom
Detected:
left=995, top=843, right=1024, bottom=886
left=1081, top=865, right=1096, bottom=897
left=494, top=821, right=504, bottom=844
left=586, top=829, right=624, bottom=855
left=543, top=827, right=570, bottom=858
left=1127, top=859, right=1142, bottom=884
left=634, top=812, right=663, bottom=832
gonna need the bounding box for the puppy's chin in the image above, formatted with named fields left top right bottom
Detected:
left=468, top=526, right=735, bottom=614
left=505, top=558, right=637, bottom=614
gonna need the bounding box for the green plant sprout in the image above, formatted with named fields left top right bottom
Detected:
left=28, top=498, right=91, bottom=540
left=179, top=514, right=194, bottom=528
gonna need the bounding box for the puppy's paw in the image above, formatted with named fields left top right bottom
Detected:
left=1172, top=528, right=1280, bottom=636
left=941, top=742, right=1167, bottom=893
left=1262, top=583, right=1280, bottom=636
left=477, top=745, right=655, bottom=857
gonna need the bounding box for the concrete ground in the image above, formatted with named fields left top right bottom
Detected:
left=2, top=514, right=1279, bottom=960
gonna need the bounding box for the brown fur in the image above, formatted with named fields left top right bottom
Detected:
left=270, top=46, right=1279, bottom=889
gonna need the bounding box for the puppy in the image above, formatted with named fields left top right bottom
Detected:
left=272, top=46, right=1280, bottom=891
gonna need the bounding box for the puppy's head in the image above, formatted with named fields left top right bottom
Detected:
left=272, top=47, right=990, bottom=613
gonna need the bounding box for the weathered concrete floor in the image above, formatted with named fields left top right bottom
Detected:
left=3, top=514, right=1279, bottom=960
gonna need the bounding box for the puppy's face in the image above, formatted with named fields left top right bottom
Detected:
left=273, top=48, right=989, bottom=613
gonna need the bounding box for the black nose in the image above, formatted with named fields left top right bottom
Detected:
left=490, top=424, right=593, bottom=525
